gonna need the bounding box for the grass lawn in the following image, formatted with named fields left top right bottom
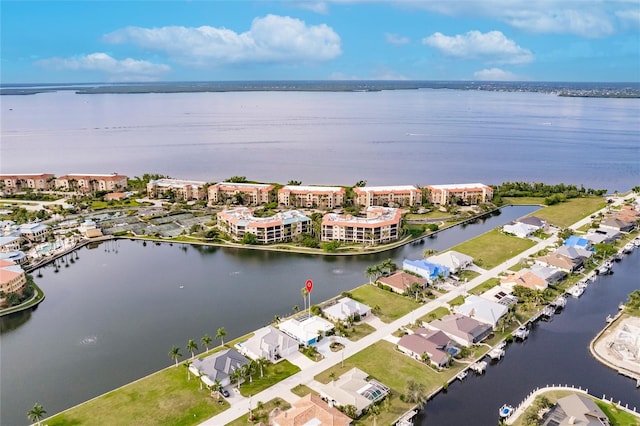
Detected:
left=503, top=197, right=546, bottom=205
left=238, top=360, right=300, bottom=397
left=405, top=210, right=452, bottom=220
left=469, top=278, right=500, bottom=296
left=46, top=364, right=229, bottom=426
left=290, top=384, right=314, bottom=397
left=419, top=306, right=450, bottom=323
left=531, top=197, right=606, bottom=228
left=225, top=398, right=291, bottom=426
left=451, top=229, right=537, bottom=269
left=349, top=285, right=420, bottom=323
left=458, top=270, right=480, bottom=281
left=90, top=199, right=146, bottom=210
left=448, top=295, right=466, bottom=307
left=315, top=341, right=452, bottom=426
left=346, top=322, right=376, bottom=341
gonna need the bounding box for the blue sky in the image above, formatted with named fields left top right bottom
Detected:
left=2, top=0, right=639, bottom=83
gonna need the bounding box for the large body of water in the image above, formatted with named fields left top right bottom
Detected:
left=1, top=206, right=537, bottom=426
left=1, top=89, right=639, bottom=191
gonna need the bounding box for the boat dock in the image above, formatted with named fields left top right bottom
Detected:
left=470, top=361, right=488, bottom=374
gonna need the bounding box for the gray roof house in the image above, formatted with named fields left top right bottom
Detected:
left=529, top=263, right=567, bottom=284
left=453, top=295, right=509, bottom=328
left=542, top=393, right=610, bottom=426
left=601, top=217, right=636, bottom=233
left=235, top=326, right=299, bottom=363
left=190, top=348, right=249, bottom=387
left=556, top=245, right=593, bottom=260
left=517, top=216, right=547, bottom=229
left=426, top=314, right=492, bottom=347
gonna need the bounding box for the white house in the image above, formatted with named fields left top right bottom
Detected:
left=323, top=297, right=371, bottom=323
left=453, top=295, right=508, bottom=329
left=317, top=368, right=390, bottom=416
left=502, top=222, right=536, bottom=238
left=19, top=223, right=49, bottom=242
left=278, top=315, right=334, bottom=346
left=235, top=326, right=298, bottom=363
left=426, top=250, right=474, bottom=274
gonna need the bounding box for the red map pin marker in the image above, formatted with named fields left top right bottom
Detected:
left=305, top=279, right=313, bottom=293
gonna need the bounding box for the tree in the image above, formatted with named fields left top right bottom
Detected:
left=27, top=403, right=46, bottom=426
left=186, top=339, right=198, bottom=359
left=184, top=360, right=193, bottom=381
left=216, top=327, right=227, bottom=347
left=201, top=334, right=212, bottom=352
left=245, top=360, right=257, bottom=383
left=256, top=357, right=269, bottom=378
left=405, top=379, right=428, bottom=405
left=169, top=345, right=182, bottom=367
left=370, top=404, right=381, bottom=426
left=343, top=404, right=358, bottom=419
left=301, top=287, right=309, bottom=310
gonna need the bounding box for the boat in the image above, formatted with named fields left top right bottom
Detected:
left=619, top=302, right=626, bottom=310
left=622, top=242, right=635, bottom=254
left=488, top=347, right=505, bottom=360
left=633, top=238, right=640, bottom=247
left=552, top=296, right=567, bottom=310
left=613, top=253, right=623, bottom=262
left=469, top=361, right=487, bottom=374
left=499, top=404, right=514, bottom=418
left=541, top=305, right=555, bottom=319
left=514, top=326, right=530, bottom=340
left=456, top=370, right=468, bottom=380
left=567, top=285, right=585, bottom=298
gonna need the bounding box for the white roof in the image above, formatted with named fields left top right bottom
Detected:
left=427, top=251, right=474, bottom=271
left=323, top=297, right=371, bottom=321
left=454, top=295, right=508, bottom=327
left=278, top=316, right=334, bottom=343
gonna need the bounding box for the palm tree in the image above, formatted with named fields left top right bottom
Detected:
left=201, top=334, right=212, bottom=352
left=301, top=287, right=309, bottom=310
left=245, top=360, right=257, bottom=383
left=168, top=345, right=182, bottom=367
left=184, top=360, right=193, bottom=381
left=256, top=357, right=269, bottom=378
left=231, top=367, right=243, bottom=390
left=370, top=404, right=381, bottom=426
left=216, top=327, right=227, bottom=347
left=211, top=379, right=223, bottom=399
left=186, top=339, right=198, bottom=359
left=365, top=266, right=377, bottom=284
left=27, top=403, right=46, bottom=426
left=197, top=368, right=204, bottom=390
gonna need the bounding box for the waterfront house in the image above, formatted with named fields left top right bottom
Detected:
left=323, top=297, right=371, bottom=323
left=353, top=185, right=422, bottom=207
left=18, top=223, right=49, bottom=242
left=535, top=253, right=582, bottom=273
left=277, top=315, right=334, bottom=346
left=453, top=295, right=508, bottom=329
left=501, top=269, right=548, bottom=291
left=189, top=348, right=249, bottom=388
left=55, top=173, right=127, bottom=193
left=377, top=271, right=428, bottom=294
left=426, top=314, right=492, bottom=347
left=426, top=250, right=474, bottom=274
left=556, top=245, right=593, bottom=261
left=235, top=326, right=298, bottom=363
left=502, top=222, right=536, bottom=238
left=0, top=251, right=28, bottom=265
left=272, top=393, right=352, bottom=426
left=217, top=207, right=311, bottom=244
left=403, top=259, right=450, bottom=283
left=397, top=328, right=453, bottom=368
left=0, top=173, right=55, bottom=193
left=516, top=216, right=548, bottom=231
left=146, top=178, right=206, bottom=201
left=0, top=259, right=27, bottom=304
left=529, top=263, right=567, bottom=285
left=0, top=236, right=21, bottom=251
left=584, top=228, right=621, bottom=244
left=563, top=235, right=592, bottom=251
left=321, top=207, right=402, bottom=245
left=424, top=183, right=493, bottom=205
left=317, top=368, right=390, bottom=416
left=542, top=394, right=610, bottom=426
left=278, top=185, right=345, bottom=209
left=208, top=182, right=275, bottom=205
left=601, top=216, right=636, bottom=233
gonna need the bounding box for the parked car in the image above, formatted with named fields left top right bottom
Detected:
left=220, top=388, right=230, bottom=398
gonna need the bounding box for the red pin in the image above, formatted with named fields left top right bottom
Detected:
left=305, top=279, right=313, bottom=293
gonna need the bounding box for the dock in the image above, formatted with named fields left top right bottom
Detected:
left=469, top=361, right=487, bottom=374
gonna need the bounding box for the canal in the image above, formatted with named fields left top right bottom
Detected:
left=417, top=248, right=640, bottom=425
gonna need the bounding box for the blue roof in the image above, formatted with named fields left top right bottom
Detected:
left=403, top=259, right=450, bottom=279
left=564, top=236, right=590, bottom=248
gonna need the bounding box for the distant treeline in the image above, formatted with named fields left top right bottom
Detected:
left=492, top=182, right=607, bottom=206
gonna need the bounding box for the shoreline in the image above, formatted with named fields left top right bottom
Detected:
left=589, top=312, right=640, bottom=385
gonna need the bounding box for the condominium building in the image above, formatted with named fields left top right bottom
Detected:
left=55, top=173, right=128, bottom=193
left=208, top=182, right=275, bottom=205
left=278, top=185, right=345, bottom=209
left=217, top=207, right=312, bottom=244
left=353, top=185, right=422, bottom=207
left=146, top=178, right=206, bottom=200
left=0, top=259, right=27, bottom=303
left=424, top=183, right=493, bottom=205
left=321, top=206, right=402, bottom=244
left=0, top=174, right=55, bottom=193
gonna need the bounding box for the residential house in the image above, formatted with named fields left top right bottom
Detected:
left=502, top=222, right=536, bottom=238
left=18, top=223, right=49, bottom=242
left=397, top=328, right=453, bottom=368
left=278, top=185, right=345, bottom=209
left=235, top=326, right=298, bottom=363
left=377, top=271, right=428, bottom=295
left=426, top=314, right=492, bottom=347
left=556, top=245, right=593, bottom=260
left=426, top=251, right=474, bottom=274
left=542, top=394, right=610, bottom=426
left=323, top=297, right=371, bottom=323
left=529, top=263, right=567, bottom=285
left=424, top=183, right=493, bottom=205
left=353, top=185, right=422, bottom=207
left=317, top=368, right=390, bottom=416
left=189, top=348, right=249, bottom=388
left=272, top=393, right=352, bottom=426
left=516, top=216, right=548, bottom=231
left=501, top=270, right=548, bottom=291
left=55, top=173, right=127, bottom=193
left=0, top=259, right=27, bottom=304
left=536, top=253, right=582, bottom=273
left=584, top=228, right=620, bottom=245
left=208, top=182, right=275, bottom=205
left=0, top=236, right=21, bottom=252
left=278, top=316, right=334, bottom=346
left=146, top=178, right=206, bottom=200
left=402, top=259, right=450, bottom=283
left=321, top=207, right=402, bottom=244
left=564, top=236, right=592, bottom=250
left=0, top=251, right=28, bottom=265
left=453, top=295, right=508, bottom=329
left=217, top=207, right=311, bottom=244
left=601, top=216, right=636, bottom=233
left=0, top=173, right=55, bottom=193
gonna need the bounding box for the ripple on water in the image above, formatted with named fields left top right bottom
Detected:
left=80, top=335, right=98, bottom=346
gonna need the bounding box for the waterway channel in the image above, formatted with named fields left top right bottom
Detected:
left=0, top=204, right=633, bottom=426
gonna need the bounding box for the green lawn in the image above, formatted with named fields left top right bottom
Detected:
left=290, top=384, right=314, bottom=398
left=226, top=398, right=291, bottom=426
left=450, top=229, right=537, bottom=269
left=596, top=400, right=640, bottom=425
left=458, top=270, right=480, bottom=281
left=531, top=197, right=606, bottom=228
left=349, top=285, right=420, bottom=323
left=503, top=197, right=546, bottom=205
left=448, top=295, right=466, bottom=307
left=46, top=364, right=229, bottom=426
left=346, top=321, right=376, bottom=341
left=238, top=360, right=300, bottom=397
left=419, top=306, right=450, bottom=323
left=469, top=277, right=500, bottom=296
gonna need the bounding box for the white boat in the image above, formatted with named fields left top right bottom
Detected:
left=499, top=404, right=514, bottom=418
left=622, top=242, right=635, bottom=254
left=606, top=315, right=614, bottom=323
left=541, top=305, right=555, bottom=318
left=470, top=361, right=487, bottom=374
left=567, top=285, right=585, bottom=298
left=456, top=370, right=468, bottom=380
left=488, top=347, right=505, bottom=360
left=633, top=238, right=640, bottom=247
left=553, top=296, right=567, bottom=309
left=514, top=326, right=530, bottom=340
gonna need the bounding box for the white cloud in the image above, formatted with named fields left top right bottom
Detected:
left=616, top=9, right=640, bottom=29
left=422, top=30, right=533, bottom=64
left=103, top=14, right=342, bottom=67
left=35, top=53, right=170, bottom=81
left=297, top=1, right=329, bottom=14
left=473, top=67, right=522, bottom=81
left=385, top=33, right=410, bottom=45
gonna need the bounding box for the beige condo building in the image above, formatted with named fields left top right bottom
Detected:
left=55, top=173, right=128, bottom=193
left=217, top=207, right=312, bottom=244
left=0, top=174, right=55, bottom=193
left=321, top=206, right=402, bottom=245
left=278, top=185, right=345, bottom=209
left=353, top=185, right=422, bottom=207
left=424, top=183, right=493, bottom=205
left=208, top=182, right=275, bottom=205
left=146, top=178, right=207, bottom=201
left=0, top=259, right=27, bottom=303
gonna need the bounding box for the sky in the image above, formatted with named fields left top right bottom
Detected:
left=1, top=0, right=639, bottom=84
